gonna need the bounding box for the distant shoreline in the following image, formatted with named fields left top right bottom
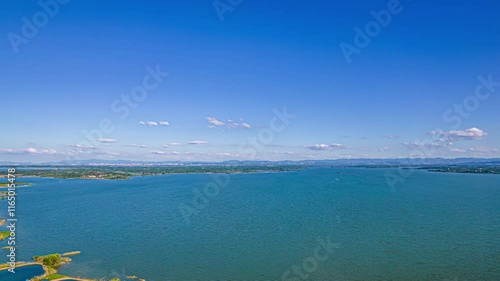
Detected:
left=1, top=165, right=499, bottom=181
left=0, top=165, right=306, bottom=180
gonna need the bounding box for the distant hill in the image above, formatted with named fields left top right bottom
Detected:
left=1, top=158, right=499, bottom=167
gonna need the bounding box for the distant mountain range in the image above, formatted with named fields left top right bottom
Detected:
left=1, top=158, right=499, bottom=166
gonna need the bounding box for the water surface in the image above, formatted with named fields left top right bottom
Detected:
left=0, top=265, right=44, bottom=281
left=0, top=168, right=498, bottom=280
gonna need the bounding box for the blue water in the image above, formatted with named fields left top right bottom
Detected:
left=0, top=265, right=44, bottom=281
left=0, top=168, right=498, bottom=280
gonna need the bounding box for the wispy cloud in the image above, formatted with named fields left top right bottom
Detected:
left=0, top=148, right=58, bottom=155
left=96, top=138, right=118, bottom=143
left=123, top=143, right=137, bottom=147
left=151, top=150, right=184, bottom=155
left=68, top=144, right=97, bottom=150
left=469, top=146, right=498, bottom=153
left=378, top=146, right=390, bottom=152
left=402, top=141, right=453, bottom=149
left=227, top=120, right=251, bottom=129
left=303, top=143, right=345, bottom=151
left=139, top=120, right=170, bottom=127
left=271, top=151, right=295, bottom=155
left=206, top=117, right=251, bottom=129
left=385, top=135, right=399, bottom=139
left=450, top=146, right=499, bottom=154
left=121, top=143, right=148, bottom=148
left=67, top=145, right=98, bottom=155
left=207, top=117, right=225, bottom=126
left=188, top=140, right=209, bottom=145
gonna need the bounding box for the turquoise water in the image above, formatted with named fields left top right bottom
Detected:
left=0, top=168, right=498, bottom=280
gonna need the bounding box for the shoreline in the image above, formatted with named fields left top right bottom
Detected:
left=0, top=260, right=96, bottom=281
left=1, top=169, right=303, bottom=181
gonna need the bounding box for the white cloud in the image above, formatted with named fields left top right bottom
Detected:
left=378, top=146, right=390, bottom=152
left=96, top=138, right=118, bottom=143
left=449, top=146, right=499, bottom=154
left=122, top=144, right=149, bottom=148
left=271, top=151, right=295, bottom=155
left=402, top=142, right=452, bottom=149
left=29, top=148, right=57, bottom=154
left=303, top=143, right=345, bottom=151
left=428, top=127, right=487, bottom=141
left=168, top=143, right=181, bottom=146
left=227, top=121, right=252, bottom=129
left=140, top=120, right=169, bottom=127
left=207, top=117, right=225, bottom=126
left=385, top=135, right=399, bottom=139
left=469, top=146, right=498, bottom=153
left=67, top=145, right=98, bottom=155
left=188, top=141, right=209, bottom=145
left=207, top=117, right=251, bottom=129
left=304, top=144, right=331, bottom=150
left=68, top=144, right=97, bottom=150
left=227, top=120, right=251, bottom=129
left=152, top=150, right=183, bottom=155
left=0, top=148, right=57, bottom=155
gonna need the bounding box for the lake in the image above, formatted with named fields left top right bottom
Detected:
left=0, top=168, right=498, bottom=280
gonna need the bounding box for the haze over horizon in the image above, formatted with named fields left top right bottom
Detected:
left=1, top=0, right=499, bottom=162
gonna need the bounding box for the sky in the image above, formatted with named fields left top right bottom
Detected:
left=1, top=0, right=499, bottom=162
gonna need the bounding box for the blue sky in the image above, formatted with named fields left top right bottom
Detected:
left=1, top=0, right=499, bottom=162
